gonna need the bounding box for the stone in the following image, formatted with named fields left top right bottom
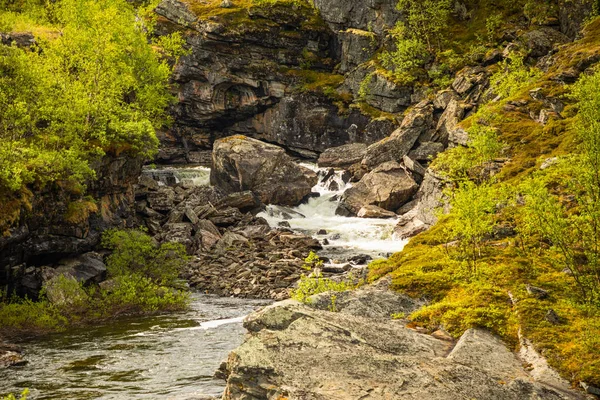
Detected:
left=357, top=205, right=397, bottom=219
left=408, top=142, right=445, bottom=162
left=210, top=136, right=317, bottom=207
left=0, top=32, right=35, bottom=48
left=222, top=294, right=580, bottom=400
left=161, top=223, right=195, bottom=254
left=147, top=187, right=176, bottom=211
left=436, top=99, right=469, bottom=144
left=545, top=309, right=561, bottom=325
left=54, top=252, right=107, bottom=285
left=337, top=162, right=418, bottom=216
left=433, top=89, right=459, bottom=110
left=520, top=27, right=570, bottom=58
left=362, top=103, right=433, bottom=170
left=339, top=29, right=378, bottom=73
left=220, top=0, right=232, bottom=7
left=215, top=191, right=263, bottom=213
left=154, top=0, right=197, bottom=27
left=526, top=284, right=549, bottom=299
left=318, top=143, right=367, bottom=169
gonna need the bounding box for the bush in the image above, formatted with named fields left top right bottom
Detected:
left=102, top=229, right=189, bottom=285
left=490, top=53, right=541, bottom=99
left=1, top=389, right=29, bottom=400
left=291, top=273, right=355, bottom=303
left=0, top=0, right=184, bottom=195
left=0, top=229, right=190, bottom=337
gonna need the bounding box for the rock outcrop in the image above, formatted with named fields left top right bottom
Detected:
left=210, top=136, right=317, bottom=206
left=337, top=162, right=418, bottom=216
left=0, top=155, right=144, bottom=296
left=221, top=287, right=584, bottom=400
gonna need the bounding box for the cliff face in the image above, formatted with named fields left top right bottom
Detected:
left=155, top=0, right=408, bottom=162
left=0, top=155, right=143, bottom=295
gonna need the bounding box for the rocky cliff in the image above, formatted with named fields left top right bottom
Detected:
left=0, top=155, right=143, bottom=296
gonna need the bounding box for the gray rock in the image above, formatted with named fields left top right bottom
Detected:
left=363, top=103, right=433, bottom=170
left=357, top=205, right=397, bottom=219
left=520, top=28, right=570, bottom=58
left=54, top=252, right=107, bottom=285
left=0, top=32, right=35, bottom=48
left=339, top=29, right=378, bottom=73
left=222, top=297, right=581, bottom=400
left=148, top=187, right=176, bottom=211
left=408, top=142, right=445, bottom=161
left=313, top=0, right=400, bottom=34
left=155, top=0, right=197, bottom=26
left=318, top=143, right=367, bottom=168
left=337, top=162, right=418, bottom=216
left=210, top=136, right=317, bottom=207
left=526, top=284, right=549, bottom=299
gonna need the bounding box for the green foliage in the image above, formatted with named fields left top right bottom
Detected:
left=0, top=229, right=190, bottom=337
left=0, top=0, right=183, bottom=195
left=485, top=13, right=503, bottom=44
left=302, top=251, right=323, bottom=271
left=433, top=123, right=503, bottom=183
left=443, top=181, right=498, bottom=271
left=490, top=53, right=541, bottom=99
left=379, top=25, right=428, bottom=82
left=102, top=229, right=189, bottom=285
left=396, top=0, right=452, bottom=51
left=291, top=273, right=354, bottom=303
left=516, top=69, right=600, bottom=305
left=523, top=0, right=556, bottom=26
left=1, top=389, right=29, bottom=400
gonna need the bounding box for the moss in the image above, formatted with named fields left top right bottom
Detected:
left=373, top=16, right=600, bottom=387
left=64, top=198, right=98, bottom=225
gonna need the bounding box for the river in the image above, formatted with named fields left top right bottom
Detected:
left=1, top=164, right=407, bottom=399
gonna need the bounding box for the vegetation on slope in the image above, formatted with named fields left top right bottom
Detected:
left=370, top=16, right=600, bottom=386
left=0, top=229, right=190, bottom=338
left=0, top=0, right=185, bottom=233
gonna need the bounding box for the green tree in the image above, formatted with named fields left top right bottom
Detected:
left=444, top=181, right=497, bottom=271
left=0, top=0, right=183, bottom=195
left=102, top=229, right=190, bottom=285
left=396, top=0, right=452, bottom=51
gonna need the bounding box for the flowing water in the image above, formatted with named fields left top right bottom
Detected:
left=259, top=164, right=408, bottom=261
left=1, top=295, right=270, bottom=399
left=2, top=163, right=408, bottom=399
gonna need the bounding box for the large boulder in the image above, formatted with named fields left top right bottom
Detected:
left=318, top=143, right=367, bottom=168
left=362, top=102, right=433, bottom=170
left=222, top=296, right=581, bottom=399
left=210, top=136, right=318, bottom=206
left=336, top=162, right=418, bottom=216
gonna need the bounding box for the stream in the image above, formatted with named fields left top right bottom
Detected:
left=1, top=164, right=408, bottom=399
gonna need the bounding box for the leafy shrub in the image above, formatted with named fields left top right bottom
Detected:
left=442, top=181, right=498, bottom=271
left=490, top=54, right=541, bottom=99
left=1, top=389, right=29, bottom=400
left=291, top=273, right=354, bottom=303
left=433, top=123, right=503, bottom=183
left=0, top=0, right=184, bottom=195
left=102, top=229, right=189, bottom=285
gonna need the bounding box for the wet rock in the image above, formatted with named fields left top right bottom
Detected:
left=317, top=229, right=328, bottom=235
left=337, top=162, right=418, bottom=216
left=210, top=136, right=317, bottom=207
left=0, top=342, right=23, bottom=369
left=318, top=143, right=367, bottom=169
left=278, top=221, right=291, bottom=228
left=347, top=254, right=372, bottom=265
left=357, top=205, right=397, bottom=219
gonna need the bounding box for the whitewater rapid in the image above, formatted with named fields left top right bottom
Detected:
left=258, top=164, right=408, bottom=261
